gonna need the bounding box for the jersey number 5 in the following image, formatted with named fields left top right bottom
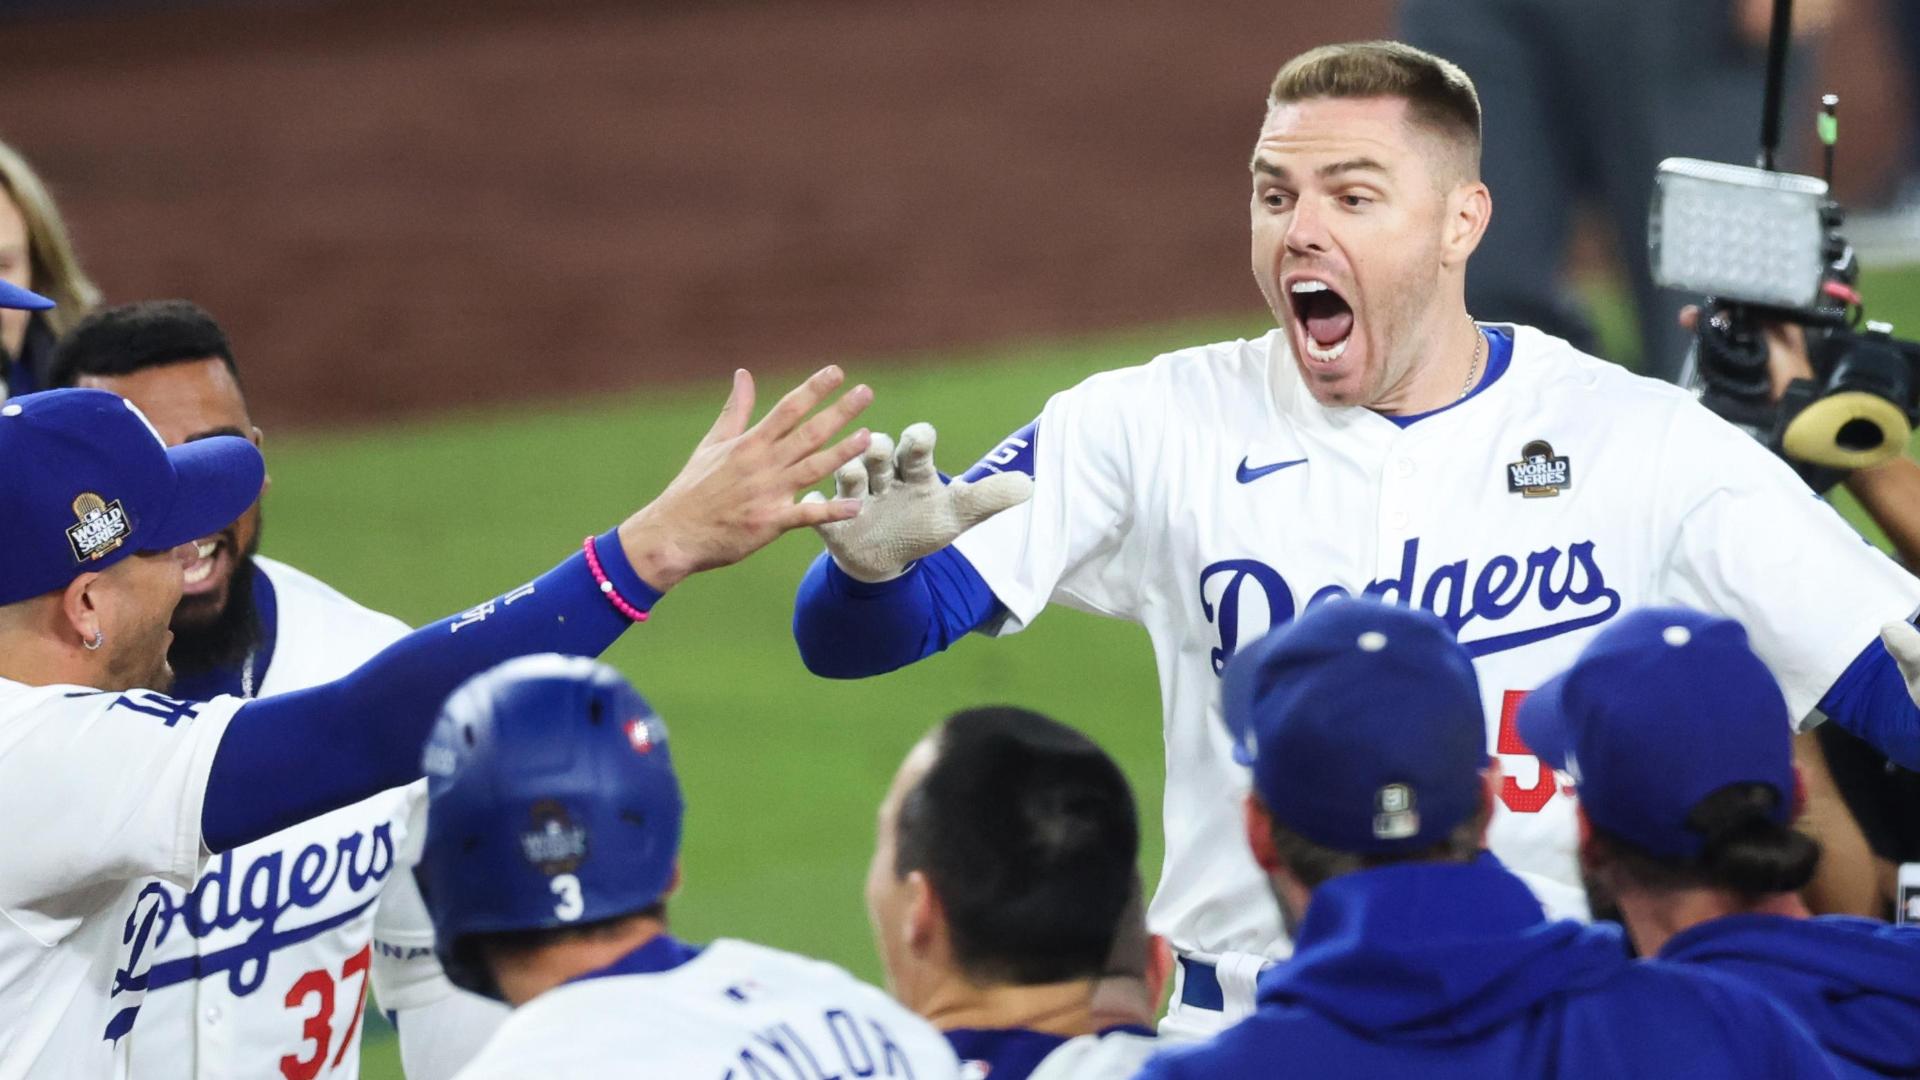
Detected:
left=1495, top=690, right=1559, bottom=814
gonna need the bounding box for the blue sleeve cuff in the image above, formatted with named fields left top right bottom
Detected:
left=1817, top=630, right=1920, bottom=771
left=594, top=527, right=663, bottom=613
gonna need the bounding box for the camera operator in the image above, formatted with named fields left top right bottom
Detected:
left=1684, top=303, right=1920, bottom=923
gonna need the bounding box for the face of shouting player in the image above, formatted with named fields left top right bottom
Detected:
left=1249, top=95, right=1490, bottom=413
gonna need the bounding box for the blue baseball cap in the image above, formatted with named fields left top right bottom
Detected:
left=1517, top=607, right=1794, bottom=859
left=417, top=654, right=685, bottom=1000
left=0, top=280, right=54, bottom=310
left=1222, top=599, right=1488, bottom=854
left=0, top=388, right=266, bottom=606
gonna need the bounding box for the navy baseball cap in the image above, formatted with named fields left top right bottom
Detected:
left=0, top=388, right=266, bottom=606
left=1517, top=607, right=1794, bottom=859
left=0, top=280, right=54, bottom=310
left=1222, top=599, right=1488, bottom=854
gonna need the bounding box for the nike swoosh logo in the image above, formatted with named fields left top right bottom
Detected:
left=1236, top=457, right=1308, bottom=483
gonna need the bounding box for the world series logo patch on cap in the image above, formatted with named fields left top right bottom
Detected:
left=66, top=492, right=130, bottom=563
left=1507, top=440, right=1572, bottom=498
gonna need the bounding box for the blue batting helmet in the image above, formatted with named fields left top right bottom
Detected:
left=415, top=654, right=684, bottom=999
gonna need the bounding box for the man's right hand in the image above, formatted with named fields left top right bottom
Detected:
left=804, top=422, right=1032, bottom=582
left=618, top=366, right=874, bottom=591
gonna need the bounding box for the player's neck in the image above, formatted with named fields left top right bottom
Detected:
left=0, top=613, right=109, bottom=690
left=1371, top=302, right=1481, bottom=417
left=919, top=974, right=1111, bottom=1038
left=490, top=915, right=670, bottom=1008
left=1617, top=887, right=1811, bottom=957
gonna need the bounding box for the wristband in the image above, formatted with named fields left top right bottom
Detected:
left=584, top=535, right=651, bottom=623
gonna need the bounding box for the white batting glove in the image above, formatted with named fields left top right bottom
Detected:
left=1881, top=621, right=1920, bottom=706
left=802, top=422, right=1033, bottom=583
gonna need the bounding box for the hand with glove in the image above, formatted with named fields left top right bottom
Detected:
left=1870, top=621, right=1920, bottom=770
left=802, top=422, right=1032, bottom=582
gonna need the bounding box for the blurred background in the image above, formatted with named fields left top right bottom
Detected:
left=7, top=1, right=1920, bottom=1076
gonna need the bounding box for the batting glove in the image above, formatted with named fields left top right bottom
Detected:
left=1872, top=620, right=1920, bottom=770
left=802, top=422, right=1032, bottom=583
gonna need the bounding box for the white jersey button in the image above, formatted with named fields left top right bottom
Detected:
left=1394, top=458, right=1415, bottom=478
left=204, top=1004, right=221, bottom=1024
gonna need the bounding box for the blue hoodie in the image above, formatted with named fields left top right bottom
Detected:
left=1662, top=915, right=1920, bottom=1079
left=1137, top=856, right=1836, bottom=1079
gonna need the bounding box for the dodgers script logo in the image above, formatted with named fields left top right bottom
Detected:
left=1200, top=537, right=1620, bottom=672
left=108, top=821, right=398, bottom=1037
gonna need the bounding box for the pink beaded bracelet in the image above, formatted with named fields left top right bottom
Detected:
left=583, top=535, right=651, bottom=623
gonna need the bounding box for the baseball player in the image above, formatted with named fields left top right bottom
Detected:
left=791, top=40, right=1920, bottom=1035
left=49, top=299, right=507, bottom=1079
left=1520, top=607, right=1920, bottom=1079
left=412, top=654, right=959, bottom=1079
left=1135, top=600, right=1839, bottom=1078
left=864, top=706, right=1164, bottom=1079
left=0, top=351, right=873, bottom=1079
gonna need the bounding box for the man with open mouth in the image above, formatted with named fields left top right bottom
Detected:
left=791, top=40, right=1920, bottom=1040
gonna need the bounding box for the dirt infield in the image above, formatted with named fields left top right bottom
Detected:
left=5, top=0, right=1908, bottom=428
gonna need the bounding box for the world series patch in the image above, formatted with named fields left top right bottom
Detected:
left=521, top=799, right=589, bottom=875
left=1507, top=440, right=1571, bottom=498
left=67, top=492, right=130, bottom=562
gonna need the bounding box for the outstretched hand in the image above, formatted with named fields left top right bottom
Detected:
left=805, top=422, right=1032, bottom=582
left=618, top=366, right=873, bottom=591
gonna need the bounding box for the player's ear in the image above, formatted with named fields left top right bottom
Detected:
left=252, top=426, right=271, bottom=496
left=1145, top=934, right=1175, bottom=1009
left=903, top=869, right=941, bottom=957
left=1243, top=793, right=1282, bottom=874
left=1573, top=804, right=1602, bottom=871
left=1442, top=179, right=1491, bottom=267
left=664, top=861, right=683, bottom=900
left=1789, top=763, right=1808, bottom=819
left=61, top=571, right=104, bottom=652
left=1477, top=759, right=1500, bottom=847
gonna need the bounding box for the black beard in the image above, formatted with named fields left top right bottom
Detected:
left=169, top=550, right=262, bottom=682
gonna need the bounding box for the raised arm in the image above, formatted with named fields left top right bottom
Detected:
left=203, top=367, right=872, bottom=852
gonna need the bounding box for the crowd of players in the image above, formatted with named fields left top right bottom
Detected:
left=3, top=36, right=1920, bottom=1080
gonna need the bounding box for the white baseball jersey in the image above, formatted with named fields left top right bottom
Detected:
left=952, top=324, right=1920, bottom=965
left=453, top=938, right=959, bottom=1079
left=123, top=556, right=413, bottom=1080
left=0, top=679, right=242, bottom=1080
left=367, top=790, right=512, bottom=1080
left=1026, top=1030, right=1159, bottom=1080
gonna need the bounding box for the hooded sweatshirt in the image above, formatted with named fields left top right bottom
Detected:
left=1663, top=914, right=1920, bottom=1078
left=1137, top=855, right=1836, bottom=1079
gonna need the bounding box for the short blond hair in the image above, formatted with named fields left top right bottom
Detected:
left=0, top=139, right=102, bottom=338
left=1269, top=41, right=1482, bottom=169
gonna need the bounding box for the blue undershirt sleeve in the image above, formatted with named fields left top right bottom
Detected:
left=202, top=528, right=659, bottom=852
left=1815, top=629, right=1920, bottom=771
left=792, top=546, right=1003, bottom=678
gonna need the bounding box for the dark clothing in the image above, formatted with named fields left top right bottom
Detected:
left=1137, top=855, right=1837, bottom=1079
left=2, top=315, right=58, bottom=399
left=1819, top=722, right=1920, bottom=892
left=1662, top=914, right=1920, bottom=1079
left=1400, top=0, right=1809, bottom=381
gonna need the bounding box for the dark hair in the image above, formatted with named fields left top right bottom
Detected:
left=1593, top=783, right=1821, bottom=901
left=1268, top=41, right=1482, bottom=166
left=49, top=300, right=239, bottom=388
left=894, top=706, right=1140, bottom=986
left=1264, top=799, right=1489, bottom=890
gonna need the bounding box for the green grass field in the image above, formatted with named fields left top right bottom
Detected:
left=264, top=275, right=1919, bottom=1077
